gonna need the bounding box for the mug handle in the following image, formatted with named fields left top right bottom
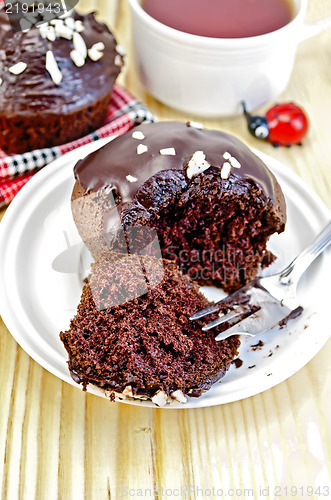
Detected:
left=301, top=16, right=331, bottom=40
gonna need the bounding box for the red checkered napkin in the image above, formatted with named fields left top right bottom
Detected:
left=0, top=84, right=155, bottom=208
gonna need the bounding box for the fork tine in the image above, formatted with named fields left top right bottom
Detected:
left=190, top=303, right=221, bottom=320
left=190, top=285, right=251, bottom=320
left=201, top=306, right=248, bottom=331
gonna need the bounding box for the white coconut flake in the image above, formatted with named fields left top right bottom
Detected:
left=171, top=390, right=187, bottom=403
left=9, top=62, right=27, bottom=75
left=229, top=156, right=241, bottom=169
left=223, top=151, right=241, bottom=169
left=126, top=175, right=137, bottom=183
left=137, top=144, right=148, bottom=155
left=160, top=147, right=176, bottom=156
left=75, top=20, right=85, bottom=32
left=114, top=54, right=123, bottom=67
left=39, top=24, right=56, bottom=42
left=45, top=50, right=62, bottom=85
left=53, top=20, right=74, bottom=40
left=116, top=44, right=126, bottom=56
left=88, top=48, right=104, bottom=62
left=73, top=31, right=87, bottom=59
left=221, top=162, right=232, bottom=179
left=46, top=30, right=56, bottom=42
left=152, top=390, right=168, bottom=407
left=50, top=19, right=63, bottom=27
left=70, top=49, right=85, bottom=67
left=92, top=42, right=105, bottom=52
left=65, top=16, right=76, bottom=30
left=187, top=120, right=204, bottom=129
left=46, top=33, right=56, bottom=43
left=87, top=43, right=105, bottom=62
left=132, top=130, right=145, bottom=140
left=186, top=151, right=210, bottom=179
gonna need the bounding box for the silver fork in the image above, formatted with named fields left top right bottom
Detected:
left=190, top=221, right=331, bottom=341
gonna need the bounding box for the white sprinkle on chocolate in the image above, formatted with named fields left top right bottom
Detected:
left=126, top=175, right=137, bottom=183
left=50, top=19, right=63, bottom=26
left=132, top=130, right=145, bottom=140
left=65, top=16, right=76, bottom=30
left=160, top=147, right=176, bottom=156
left=45, top=50, right=62, bottom=85
left=137, top=144, right=148, bottom=155
left=0, top=77, right=2, bottom=86
left=88, top=48, right=104, bottom=62
left=152, top=390, right=168, bottom=407
left=92, top=42, right=105, bottom=52
left=9, top=62, right=27, bottom=75
left=53, top=20, right=74, bottom=40
left=222, top=151, right=241, bottom=169
left=46, top=31, right=56, bottom=42
left=187, top=120, right=204, bottom=129
left=114, top=54, right=123, bottom=67
left=116, top=44, right=126, bottom=56
left=229, top=156, right=241, bottom=169
left=75, top=20, right=85, bottom=33
left=87, top=43, right=105, bottom=62
left=221, top=162, right=231, bottom=179
left=171, top=390, right=187, bottom=403
left=73, top=32, right=87, bottom=59
left=186, top=151, right=210, bottom=179
left=70, top=49, right=85, bottom=67
left=39, top=24, right=55, bottom=40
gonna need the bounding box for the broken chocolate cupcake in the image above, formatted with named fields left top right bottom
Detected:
left=72, top=121, right=286, bottom=292
left=60, top=252, right=240, bottom=405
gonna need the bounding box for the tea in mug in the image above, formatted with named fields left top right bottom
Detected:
left=142, top=0, right=294, bottom=38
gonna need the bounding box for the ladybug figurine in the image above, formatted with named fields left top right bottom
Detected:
left=242, top=101, right=309, bottom=147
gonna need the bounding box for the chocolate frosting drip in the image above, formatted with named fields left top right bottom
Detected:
left=74, top=121, right=284, bottom=213
left=0, top=8, right=121, bottom=116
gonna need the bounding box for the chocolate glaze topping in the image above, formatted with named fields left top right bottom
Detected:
left=0, top=8, right=121, bottom=116
left=74, top=121, right=285, bottom=217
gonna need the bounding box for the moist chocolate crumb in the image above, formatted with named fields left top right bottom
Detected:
left=251, top=340, right=264, bottom=350
left=231, top=358, right=243, bottom=368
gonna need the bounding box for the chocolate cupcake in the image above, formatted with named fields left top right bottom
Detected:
left=60, top=252, right=240, bottom=405
left=0, top=7, right=123, bottom=153
left=72, top=121, right=286, bottom=292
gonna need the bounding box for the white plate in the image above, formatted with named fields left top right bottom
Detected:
left=0, top=139, right=330, bottom=409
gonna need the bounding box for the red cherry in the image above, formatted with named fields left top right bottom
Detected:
left=266, top=103, right=308, bottom=146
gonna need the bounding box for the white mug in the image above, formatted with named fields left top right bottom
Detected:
left=128, top=0, right=331, bottom=117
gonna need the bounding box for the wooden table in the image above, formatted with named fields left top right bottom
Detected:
left=1, top=1, right=330, bottom=498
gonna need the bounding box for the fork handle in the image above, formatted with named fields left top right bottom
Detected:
left=279, top=220, right=331, bottom=285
